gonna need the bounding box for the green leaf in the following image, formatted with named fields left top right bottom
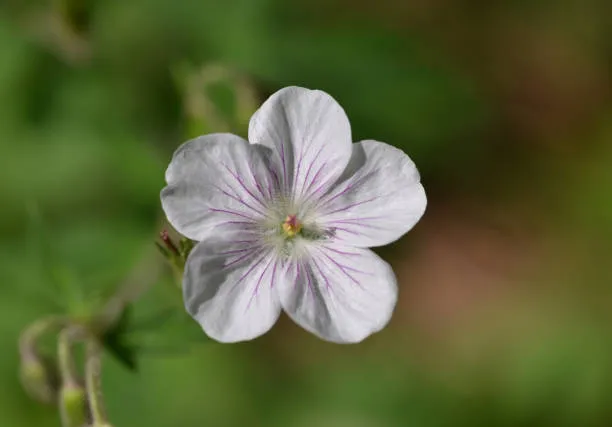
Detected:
left=101, top=306, right=138, bottom=372
left=128, top=305, right=212, bottom=357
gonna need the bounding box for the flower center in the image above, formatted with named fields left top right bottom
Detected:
left=281, top=214, right=302, bottom=238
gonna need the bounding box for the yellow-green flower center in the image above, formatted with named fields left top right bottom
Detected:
left=281, top=214, right=302, bottom=238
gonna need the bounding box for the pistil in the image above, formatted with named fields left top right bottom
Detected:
left=281, top=214, right=302, bottom=238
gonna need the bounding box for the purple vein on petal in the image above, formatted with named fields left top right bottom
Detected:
left=223, top=248, right=260, bottom=270
left=218, top=246, right=262, bottom=256
left=307, top=170, right=334, bottom=201
left=329, top=216, right=384, bottom=223
left=324, top=196, right=380, bottom=215
left=298, top=144, right=325, bottom=199
left=317, top=170, right=377, bottom=210
left=267, top=166, right=281, bottom=198
left=230, top=239, right=261, bottom=245
left=328, top=226, right=367, bottom=236
left=295, top=260, right=301, bottom=288
left=291, top=146, right=305, bottom=200
left=304, top=262, right=314, bottom=296
left=311, top=256, right=342, bottom=308
left=213, top=184, right=268, bottom=217
left=227, top=250, right=270, bottom=298
left=216, top=221, right=260, bottom=234
left=279, top=142, right=289, bottom=192
left=221, top=163, right=269, bottom=209
left=247, top=159, right=269, bottom=203
left=320, top=248, right=373, bottom=275
left=209, top=208, right=258, bottom=222
left=328, top=218, right=387, bottom=230
left=270, top=258, right=279, bottom=289
left=299, top=161, right=329, bottom=207
left=246, top=254, right=274, bottom=311
left=310, top=256, right=331, bottom=291
left=291, top=155, right=304, bottom=201
left=322, top=246, right=363, bottom=257
left=317, top=249, right=366, bottom=288
left=292, top=133, right=319, bottom=197
left=260, top=155, right=282, bottom=198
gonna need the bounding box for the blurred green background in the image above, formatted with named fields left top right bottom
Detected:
left=1, top=0, right=612, bottom=426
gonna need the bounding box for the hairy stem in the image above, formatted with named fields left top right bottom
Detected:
left=85, top=339, right=108, bottom=426
left=58, top=327, right=88, bottom=427
left=57, top=328, right=79, bottom=386
left=19, top=316, right=66, bottom=359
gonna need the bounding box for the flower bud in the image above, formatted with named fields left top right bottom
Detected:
left=59, top=381, right=88, bottom=427
left=157, top=229, right=195, bottom=288
left=19, top=352, right=59, bottom=405
left=159, top=230, right=180, bottom=257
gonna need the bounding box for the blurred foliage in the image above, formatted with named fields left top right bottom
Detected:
left=0, top=0, right=611, bottom=426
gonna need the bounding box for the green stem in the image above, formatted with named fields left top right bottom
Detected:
left=19, top=316, right=66, bottom=359
left=57, top=328, right=79, bottom=386
left=85, top=339, right=109, bottom=426
left=58, top=327, right=88, bottom=427
left=170, top=261, right=185, bottom=289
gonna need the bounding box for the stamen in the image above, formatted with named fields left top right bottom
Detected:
left=281, top=215, right=302, bottom=238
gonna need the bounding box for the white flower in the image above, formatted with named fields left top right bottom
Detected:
left=161, top=86, right=427, bottom=343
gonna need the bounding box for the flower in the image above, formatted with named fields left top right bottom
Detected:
left=161, top=86, right=427, bottom=343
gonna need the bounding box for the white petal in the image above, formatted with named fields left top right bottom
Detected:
left=278, top=243, right=398, bottom=343
left=184, top=238, right=283, bottom=343
left=161, top=133, right=278, bottom=241
left=317, top=140, right=426, bottom=247
left=248, top=87, right=352, bottom=201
